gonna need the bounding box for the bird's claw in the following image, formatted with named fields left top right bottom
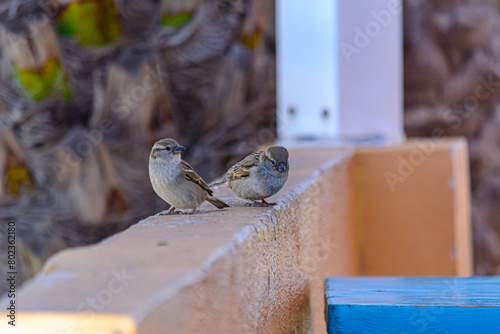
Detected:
left=160, top=207, right=181, bottom=215
left=245, top=201, right=276, bottom=207
left=160, top=211, right=180, bottom=216
left=160, top=207, right=200, bottom=215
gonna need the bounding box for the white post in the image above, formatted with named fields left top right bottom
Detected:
left=276, top=0, right=339, bottom=140
left=338, top=0, right=404, bottom=142
left=277, top=0, right=404, bottom=143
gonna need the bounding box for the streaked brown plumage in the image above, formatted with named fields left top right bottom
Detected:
left=211, top=146, right=289, bottom=206
left=149, top=138, right=229, bottom=214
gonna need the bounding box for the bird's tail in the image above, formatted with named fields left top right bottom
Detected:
left=209, top=178, right=227, bottom=187
left=207, top=196, right=230, bottom=209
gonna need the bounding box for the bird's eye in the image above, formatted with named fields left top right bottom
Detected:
left=165, top=146, right=171, bottom=151
left=270, top=159, right=276, bottom=165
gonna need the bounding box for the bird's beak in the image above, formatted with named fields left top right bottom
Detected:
left=277, top=162, right=286, bottom=173
left=174, top=146, right=186, bottom=153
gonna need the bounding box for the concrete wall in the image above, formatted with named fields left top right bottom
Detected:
left=0, top=139, right=471, bottom=334
left=353, top=138, right=472, bottom=276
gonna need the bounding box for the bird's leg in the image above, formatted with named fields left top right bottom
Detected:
left=177, top=207, right=199, bottom=215
left=160, top=207, right=179, bottom=215
left=260, top=198, right=277, bottom=206
left=245, top=199, right=276, bottom=207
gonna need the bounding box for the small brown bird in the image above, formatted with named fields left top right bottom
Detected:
left=149, top=138, right=229, bottom=214
left=211, top=146, right=289, bottom=206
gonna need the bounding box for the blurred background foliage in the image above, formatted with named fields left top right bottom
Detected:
left=404, top=0, right=500, bottom=275
left=1, top=0, right=500, bottom=297
left=0, top=0, right=276, bottom=295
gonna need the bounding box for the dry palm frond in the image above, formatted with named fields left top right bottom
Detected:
left=0, top=0, right=277, bottom=297
left=0, top=128, right=31, bottom=202
left=405, top=0, right=500, bottom=274
left=91, top=52, right=175, bottom=142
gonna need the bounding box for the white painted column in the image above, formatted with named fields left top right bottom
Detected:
left=338, top=0, right=403, bottom=142
left=276, top=0, right=339, bottom=140
left=277, top=0, right=404, bottom=143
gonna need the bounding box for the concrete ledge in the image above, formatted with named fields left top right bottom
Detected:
left=0, top=139, right=472, bottom=334
left=2, top=148, right=356, bottom=334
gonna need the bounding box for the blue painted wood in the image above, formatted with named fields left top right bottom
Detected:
left=325, top=277, right=500, bottom=334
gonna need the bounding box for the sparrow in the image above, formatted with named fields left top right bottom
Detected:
left=210, top=146, right=289, bottom=206
left=149, top=138, right=229, bottom=214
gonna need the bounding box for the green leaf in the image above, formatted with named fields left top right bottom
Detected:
left=14, top=59, right=72, bottom=101
left=161, top=12, right=193, bottom=27
left=57, top=0, right=121, bottom=46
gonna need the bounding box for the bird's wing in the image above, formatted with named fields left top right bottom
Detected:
left=181, top=160, right=213, bottom=195
left=225, top=151, right=262, bottom=182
